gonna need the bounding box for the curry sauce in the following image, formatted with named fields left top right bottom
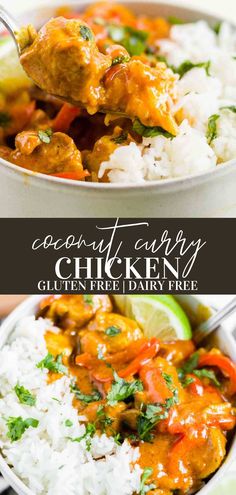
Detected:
left=36, top=294, right=236, bottom=495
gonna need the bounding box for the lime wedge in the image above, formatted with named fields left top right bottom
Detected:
left=0, top=40, right=32, bottom=95
left=114, top=295, right=192, bottom=341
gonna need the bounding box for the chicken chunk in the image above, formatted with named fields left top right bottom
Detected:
left=41, top=295, right=112, bottom=331
left=2, top=130, right=85, bottom=177
left=19, top=17, right=178, bottom=133
left=79, top=311, right=143, bottom=356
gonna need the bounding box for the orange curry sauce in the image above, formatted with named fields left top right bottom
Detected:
left=37, top=294, right=236, bottom=495
left=0, top=2, right=178, bottom=182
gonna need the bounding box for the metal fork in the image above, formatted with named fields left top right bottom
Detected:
left=194, top=296, right=236, bottom=344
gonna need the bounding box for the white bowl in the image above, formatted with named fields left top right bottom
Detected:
left=0, top=294, right=236, bottom=495
left=1, top=0, right=236, bottom=218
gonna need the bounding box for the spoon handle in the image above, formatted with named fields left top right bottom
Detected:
left=194, top=296, right=236, bottom=344
left=0, top=5, right=20, bottom=53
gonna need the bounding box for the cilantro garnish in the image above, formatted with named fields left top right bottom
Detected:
left=83, top=295, right=93, bottom=305
left=65, top=419, right=73, bottom=427
left=105, top=326, right=121, bottom=336
left=0, top=111, right=11, bottom=128
left=133, top=118, right=174, bottom=139
left=70, top=382, right=101, bottom=403
left=207, top=114, right=220, bottom=144
left=137, top=380, right=179, bottom=443
left=107, top=371, right=143, bottom=406
left=139, top=467, right=155, bottom=495
left=6, top=416, right=39, bottom=442
left=70, top=423, right=96, bottom=451
left=107, top=24, right=148, bottom=56
left=36, top=353, right=67, bottom=374
left=14, top=384, right=36, bottom=406
left=220, top=105, right=236, bottom=113
left=168, top=16, right=185, bottom=25
left=80, top=25, right=93, bottom=41
left=193, top=369, right=220, bottom=387
left=38, top=128, right=53, bottom=144
left=112, top=55, right=130, bottom=65
left=111, top=131, right=128, bottom=145
left=172, top=60, right=211, bottom=78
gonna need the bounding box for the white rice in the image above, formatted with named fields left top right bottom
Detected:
left=0, top=317, right=142, bottom=495
left=99, top=21, right=236, bottom=183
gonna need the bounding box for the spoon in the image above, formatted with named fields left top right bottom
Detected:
left=0, top=5, right=127, bottom=115
left=194, top=296, right=236, bottom=344
left=0, top=6, right=21, bottom=55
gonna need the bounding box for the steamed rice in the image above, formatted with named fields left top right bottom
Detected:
left=0, top=317, right=142, bottom=495
left=99, top=21, right=236, bottom=183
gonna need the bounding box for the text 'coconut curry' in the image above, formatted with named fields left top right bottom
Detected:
left=36, top=294, right=236, bottom=495
left=0, top=2, right=179, bottom=181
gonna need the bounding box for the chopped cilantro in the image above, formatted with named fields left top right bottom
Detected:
left=221, top=105, right=236, bottom=113
left=105, top=326, right=121, bottom=336
left=107, top=24, right=148, bottom=56
left=65, top=419, right=73, bottom=427
left=168, top=16, right=184, bottom=25
left=178, top=353, right=199, bottom=379
left=193, top=368, right=220, bottom=387
left=140, top=467, right=155, bottom=495
left=111, top=131, right=128, bottom=145
left=137, top=388, right=179, bottom=442
left=6, top=416, right=39, bottom=442
left=0, top=111, right=11, bottom=128
left=112, top=55, right=130, bottom=65
left=207, top=114, right=220, bottom=144
left=83, top=294, right=93, bottom=305
left=70, top=423, right=96, bottom=451
left=172, top=60, right=211, bottom=78
left=107, top=371, right=143, bottom=406
left=133, top=118, right=174, bottom=138
left=14, top=384, right=36, bottom=406
left=70, top=383, right=101, bottom=403
left=96, top=405, right=113, bottom=431
left=213, top=22, right=222, bottom=35
left=38, top=128, right=53, bottom=144
left=181, top=376, right=194, bottom=388
left=80, top=25, right=93, bottom=41
left=36, top=353, right=67, bottom=374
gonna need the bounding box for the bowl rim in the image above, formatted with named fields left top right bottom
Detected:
left=0, top=294, right=236, bottom=495
left=1, top=0, right=236, bottom=193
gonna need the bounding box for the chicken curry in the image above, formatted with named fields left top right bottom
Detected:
left=37, top=294, right=236, bottom=495
left=0, top=2, right=179, bottom=182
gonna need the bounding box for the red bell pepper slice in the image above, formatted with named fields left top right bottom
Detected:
left=198, top=353, right=236, bottom=394
left=118, top=338, right=159, bottom=378
left=53, top=103, right=82, bottom=133
left=51, top=170, right=90, bottom=181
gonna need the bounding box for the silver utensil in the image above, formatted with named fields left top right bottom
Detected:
left=194, top=296, right=236, bottom=344
left=0, top=5, right=126, bottom=115
left=0, top=5, right=21, bottom=54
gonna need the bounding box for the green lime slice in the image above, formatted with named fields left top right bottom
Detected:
left=0, top=40, right=32, bottom=95
left=114, top=295, right=192, bottom=341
